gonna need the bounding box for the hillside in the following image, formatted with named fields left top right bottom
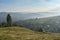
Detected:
left=16, top=16, right=60, bottom=33
left=0, top=27, right=60, bottom=40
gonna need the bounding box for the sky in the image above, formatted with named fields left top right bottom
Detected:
left=0, top=0, right=60, bottom=12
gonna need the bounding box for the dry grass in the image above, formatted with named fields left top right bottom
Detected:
left=0, top=26, right=60, bottom=40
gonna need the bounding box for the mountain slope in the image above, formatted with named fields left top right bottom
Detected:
left=16, top=16, right=60, bottom=33
left=0, top=26, right=60, bottom=40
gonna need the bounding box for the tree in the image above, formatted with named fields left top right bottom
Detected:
left=1, top=22, right=6, bottom=27
left=38, top=28, right=43, bottom=32
left=7, top=14, right=12, bottom=27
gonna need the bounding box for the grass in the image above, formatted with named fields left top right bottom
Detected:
left=0, top=26, right=60, bottom=40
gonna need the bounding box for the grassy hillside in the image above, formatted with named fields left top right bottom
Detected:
left=0, top=27, right=60, bottom=40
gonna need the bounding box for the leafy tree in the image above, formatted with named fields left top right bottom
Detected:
left=38, top=28, right=43, bottom=32
left=0, top=24, right=2, bottom=27
left=0, top=22, right=7, bottom=27
left=7, top=14, right=12, bottom=27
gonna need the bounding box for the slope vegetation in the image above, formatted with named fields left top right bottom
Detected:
left=0, top=27, right=60, bottom=40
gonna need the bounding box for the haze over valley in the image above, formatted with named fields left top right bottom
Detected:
left=0, top=12, right=60, bottom=22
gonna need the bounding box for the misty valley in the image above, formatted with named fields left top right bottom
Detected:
left=15, top=16, right=60, bottom=33
left=0, top=12, right=60, bottom=33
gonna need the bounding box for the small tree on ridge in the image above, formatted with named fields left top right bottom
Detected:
left=7, top=14, right=12, bottom=27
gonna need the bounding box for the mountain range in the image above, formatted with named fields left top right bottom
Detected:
left=0, top=12, right=60, bottom=23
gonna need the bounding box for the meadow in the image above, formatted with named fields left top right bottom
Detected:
left=0, top=26, right=60, bottom=40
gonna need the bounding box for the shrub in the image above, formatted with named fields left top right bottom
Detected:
left=38, top=28, right=43, bottom=32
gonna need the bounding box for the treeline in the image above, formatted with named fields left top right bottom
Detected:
left=0, top=14, right=17, bottom=27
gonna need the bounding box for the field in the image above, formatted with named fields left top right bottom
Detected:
left=0, top=26, right=60, bottom=40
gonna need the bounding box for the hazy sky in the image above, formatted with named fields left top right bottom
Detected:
left=0, top=0, right=60, bottom=12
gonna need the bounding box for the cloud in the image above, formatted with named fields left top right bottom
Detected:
left=0, top=4, right=60, bottom=12
left=0, top=0, right=60, bottom=12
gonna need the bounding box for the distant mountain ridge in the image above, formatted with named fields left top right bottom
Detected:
left=16, top=16, right=60, bottom=33
left=0, top=12, right=60, bottom=23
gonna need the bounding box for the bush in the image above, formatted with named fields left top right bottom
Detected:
left=7, top=14, right=12, bottom=27
left=38, top=28, right=43, bottom=32
left=0, top=22, right=9, bottom=27
left=13, top=23, right=18, bottom=26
